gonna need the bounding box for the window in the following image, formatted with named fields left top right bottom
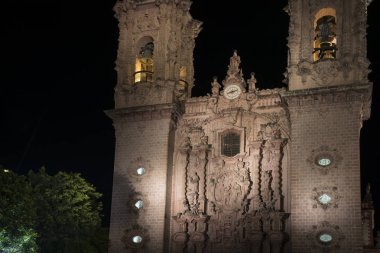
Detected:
left=318, top=194, right=332, bottom=205
left=135, top=37, right=154, bottom=83
left=221, top=132, right=240, bottom=157
left=132, top=236, right=143, bottom=244
left=136, top=167, right=146, bottom=175
left=319, top=233, right=333, bottom=243
left=313, top=8, right=337, bottom=61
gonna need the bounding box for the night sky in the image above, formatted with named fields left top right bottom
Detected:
left=2, top=0, right=380, bottom=230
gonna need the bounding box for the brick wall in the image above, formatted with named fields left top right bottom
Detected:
left=108, top=105, right=176, bottom=253
left=287, top=91, right=363, bottom=252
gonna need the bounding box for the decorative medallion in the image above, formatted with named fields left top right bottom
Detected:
left=122, top=224, right=150, bottom=249
left=307, top=146, right=342, bottom=174
left=126, top=192, right=149, bottom=214
left=307, top=221, right=345, bottom=249
left=127, top=157, right=153, bottom=180
left=312, top=186, right=341, bottom=209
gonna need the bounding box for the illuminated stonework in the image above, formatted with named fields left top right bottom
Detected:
left=108, top=0, right=373, bottom=252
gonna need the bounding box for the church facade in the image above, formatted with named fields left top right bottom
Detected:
left=107, top=0, right=373, bottom=252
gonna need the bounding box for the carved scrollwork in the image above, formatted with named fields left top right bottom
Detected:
left=133, top=12, right=160, bottom=32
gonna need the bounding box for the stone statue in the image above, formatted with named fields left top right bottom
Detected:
left=227, top=50, right=241, bottom=76
left=211, top=76, right=221, bottom=96
left=247, top=72, right=257, bottom=92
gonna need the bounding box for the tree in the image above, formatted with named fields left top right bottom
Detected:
left=0, top=169, right=38, bottom=253
left=28, top=168, right=108, bottom=253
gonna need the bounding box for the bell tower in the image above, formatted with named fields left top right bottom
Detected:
left=113, top=0, right=202, bottom=108
left=286, top=0, right=371, bottom=90
left=108, top=0, right=201, bottom=252
left=284, top=0, right=373, bottom=252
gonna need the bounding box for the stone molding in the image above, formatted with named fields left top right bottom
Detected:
left=106, top=103, right=181, bottom=123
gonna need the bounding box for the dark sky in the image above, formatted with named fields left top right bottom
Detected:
left=1, top=0, right=380, bottom=230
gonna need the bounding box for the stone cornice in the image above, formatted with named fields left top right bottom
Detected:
left=105, top=103, right=182, bottom=122
left=283, top=83, right=372, bottom=107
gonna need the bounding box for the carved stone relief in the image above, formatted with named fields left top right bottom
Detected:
left=172, top=97, right=290, bottom=252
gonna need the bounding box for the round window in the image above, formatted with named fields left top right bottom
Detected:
left=317, top=157, right=331, bottom=167
left=134, top=200, right=144, bottom=209
left=132, top=235, right=143, bottom=244
left=318, top=194, right=332, bottom=205
left=319, top=233, right=333, bottom=243
left=136, top=167, right=146, bottom=175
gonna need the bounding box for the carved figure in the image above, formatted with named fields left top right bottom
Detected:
left=211, top=76, right=221, bottom=96
left=247, top=72, right=257, bottom=91
left=228, top=50, right=241, bottom=76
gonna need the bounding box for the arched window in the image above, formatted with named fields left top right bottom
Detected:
left=135, top=36, right=154, bottom=83
left=221, top=131, right=240, bottom=157
left=313, top=8, right=337, bottom=61
left=177, top=66, right=188, bottom=94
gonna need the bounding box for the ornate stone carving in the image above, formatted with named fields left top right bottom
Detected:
left=307, top=145, right=342, bottom=175
left=126, top=156, right=153, bottom=180
left=311, top=60, right=341, bottom=86
left=122, top=224, right=150, bottom=249
left=208, top=158, right=250, bottom=213
left=307, top=221, right=345, bottom=249
left=126, top=192, right=150, bottom=214
left=311, top=186, right=341, bottom=209
left=134, top=12, right=160, bottom=32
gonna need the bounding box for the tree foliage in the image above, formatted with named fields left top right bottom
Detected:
left=0, top=168, right=108, bottom=253
left=0, top=169, right=38, bottom=253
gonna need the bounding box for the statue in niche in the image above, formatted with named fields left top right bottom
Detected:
left=211, top=76, right=221, bottom=96
left=187, top=172, right=200, bottom=214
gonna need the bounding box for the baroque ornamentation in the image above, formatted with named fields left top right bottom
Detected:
left=121, top=224, right=150, bottom=249
left=134, top=12, right=160, bottom=32
left=127, top=156, right=153, bottom=180
left=126, top=191, right=150, bottom=214
left=311, top=186, right=341, bottom=209
left=307, top=221, right=345, bottom=249
left=307, top=145, right=342, bottom=175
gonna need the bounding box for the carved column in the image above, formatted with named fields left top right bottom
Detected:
left=189, top=216, right=208, bottom=253
left=261, top=141, right=274, bottom=209
left=249, top=141, right=263, bottom=211
left=247, top=213, right=264, bottom=253
left=172, top=215, right=189, bottom=253
left=269, top=140, right=284, bottom=211
left=269, top=212, right=289, bottom=253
